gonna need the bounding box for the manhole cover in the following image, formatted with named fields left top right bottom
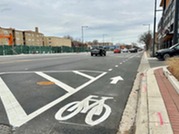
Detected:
left=37, top=81, right=55, bottom=86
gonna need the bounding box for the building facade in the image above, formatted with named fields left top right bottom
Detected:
left=45, top=36, right=72, bottom=47
left=23, top=28, right=44, bottom=46
left=0, top=27, right=72, bottom=47
left=14, top=30, right=24, bottom=45
left=0, top=27, right=14, bottom=45
left=158, top=0, right=179, bottom=49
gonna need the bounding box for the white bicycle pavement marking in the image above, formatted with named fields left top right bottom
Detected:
left=0, top=71, right=107, bottom=127
left=55, top=95, right=113, bottom=126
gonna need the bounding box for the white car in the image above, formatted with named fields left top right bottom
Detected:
left=122, top=48, right=129, bottom=53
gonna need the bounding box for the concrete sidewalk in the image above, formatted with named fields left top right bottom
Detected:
left=135, top=53, right=179, bottom=134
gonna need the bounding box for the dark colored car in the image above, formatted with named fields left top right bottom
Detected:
left=113, top=48, right=121, bottom=53
left=91, top=46, right=106, bottom=56
left=155, top=43, right=179, bottom=60
left=129, top=48, right=137, bottom=53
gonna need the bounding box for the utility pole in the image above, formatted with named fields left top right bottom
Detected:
left=152, top=0, right=157, bottom=57
left=173, top=0, right=179, bottom=45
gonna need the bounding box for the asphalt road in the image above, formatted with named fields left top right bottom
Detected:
left=0, top=52, right=143, bottom=134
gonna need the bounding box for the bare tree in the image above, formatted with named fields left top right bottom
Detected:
left=63, top=35, right=73, bottom=41
left=139, top=31, right=152, bottom=50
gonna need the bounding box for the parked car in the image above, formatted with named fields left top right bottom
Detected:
left=129, top=48, right=137, bottom=53
left=113, top=48, right=121, bottom=53
left=155, top=43, right=179, bottom=60
left=91, top=46, right=106, bottom=56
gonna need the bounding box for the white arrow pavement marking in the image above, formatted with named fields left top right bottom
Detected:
left=110, top=76, right=124, bottom=84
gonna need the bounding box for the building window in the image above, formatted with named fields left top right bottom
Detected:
left=3, top=30, right=8, bottom=34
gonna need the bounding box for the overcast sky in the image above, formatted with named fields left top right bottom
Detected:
left=0, top=0, right=162, bottom=44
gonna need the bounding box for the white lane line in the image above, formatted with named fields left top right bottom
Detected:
left=108, top=69, right=113, bottom=71
left=36, top=72, right=75, bottom=93
left=115, top=65, right=118, bottom=67
left=0, top=70, right=105, bottom=75
left=18, top=72, right=107, bottom=127
left=0, top=77, right=27, bottom=127
left=73, top=71, right=94, bottom=80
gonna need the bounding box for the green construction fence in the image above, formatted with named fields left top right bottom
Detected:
left=0, top=45, right=89, bottom=55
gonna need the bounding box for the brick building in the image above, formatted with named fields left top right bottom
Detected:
left=45, top=36, right=72, bottom=47
left=0, top=27, right=71, bottom=47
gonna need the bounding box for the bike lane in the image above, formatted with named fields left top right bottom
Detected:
left=0, top=53, right=142, bottom=134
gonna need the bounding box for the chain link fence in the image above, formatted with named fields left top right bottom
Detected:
left=0, top=45, right=89, bottom=55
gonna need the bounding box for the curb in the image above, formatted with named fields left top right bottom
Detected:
left=117, top=73, right=141, bottom=134
left=163, top=66, right=179, bottom=94
left=117, top=52, right=150, bottom=134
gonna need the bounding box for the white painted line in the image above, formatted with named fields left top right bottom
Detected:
left=18, top=72, right=107, bottom=127
left=76, top=72, right=107, bottom=90
left=36, top=72, right=75, bottom=93
left=108, top=69, right=113, bottom=71
left=0, top=70, right=105, bottom=75
left=120, top=62, right=123, bottom=64
left=0, top=77, right=27, bottom=127
left=115, top=65, right=118, bottom=67
left=73, top=71, right=94, bottom=80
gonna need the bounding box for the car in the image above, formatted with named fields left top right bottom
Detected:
left=90, top=46, right=106, bottom=56
left=122, top=48, right=129, bottom=53
left=113, top=48, right=121, bottom=53
left=155, top=43, right=179, bottom=60
left=129, top=48, right=137, bottom=53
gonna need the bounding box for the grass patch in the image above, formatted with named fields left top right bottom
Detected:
left=166, top=57, right=179, bottom=81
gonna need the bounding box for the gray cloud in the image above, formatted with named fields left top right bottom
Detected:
left=0, top=0, right=161, bottom=44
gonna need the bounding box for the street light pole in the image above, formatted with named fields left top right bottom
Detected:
left=81, top=26, right=88, bottom=43
left=152, top=0, right=157, bottom=57
left=102, top=34, right=107, bottom=46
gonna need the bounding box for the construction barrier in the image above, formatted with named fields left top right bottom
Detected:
left=0, top=45, right=89, bottom=55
